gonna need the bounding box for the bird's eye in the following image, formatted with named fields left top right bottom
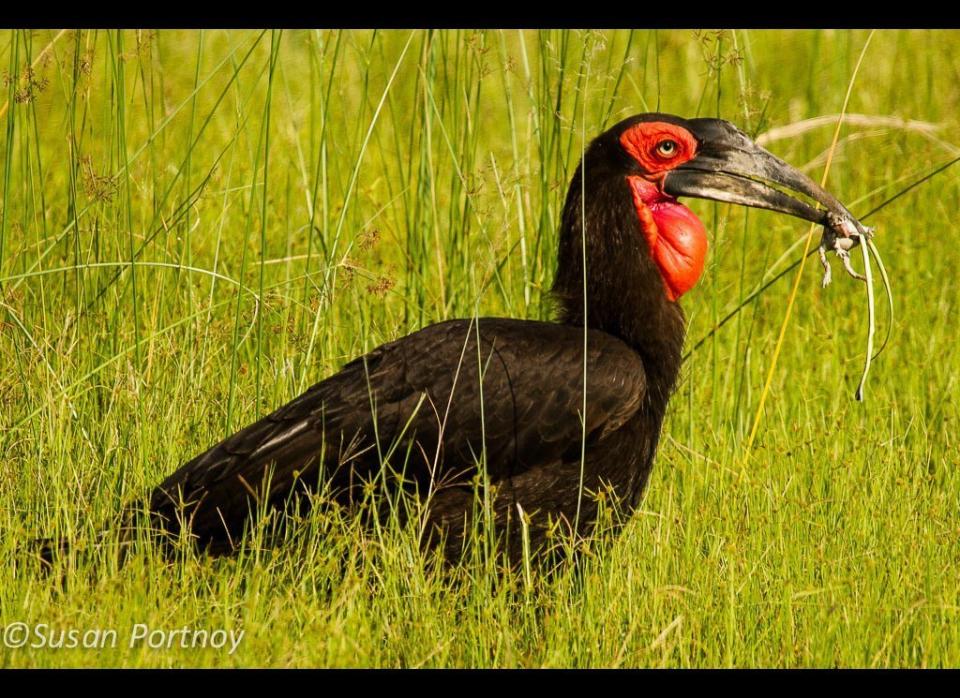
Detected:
left=656, top=140, right=678, bottom=157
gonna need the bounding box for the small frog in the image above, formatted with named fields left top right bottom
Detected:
left=818, top=211, right=875, bottom=288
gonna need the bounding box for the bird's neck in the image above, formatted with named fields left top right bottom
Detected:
left=551, top=165, right=686, bottom=409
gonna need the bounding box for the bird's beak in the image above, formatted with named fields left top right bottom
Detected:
left=663, top=118, right=867, bottom=234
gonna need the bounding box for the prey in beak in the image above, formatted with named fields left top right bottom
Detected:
left=663, top=118, right=863, bottom=231
left=614, top=112, right=887, bottom=401
left=660, top=118, right=876, bottom=287
left=615, top=114, right=878, bottom=300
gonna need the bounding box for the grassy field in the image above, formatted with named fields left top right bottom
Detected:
left=1, top=28, right=959, bottom=668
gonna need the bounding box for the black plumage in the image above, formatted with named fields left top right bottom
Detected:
left=137, top=112, right=862, bottom=563
left=151, top=319, right=655, bottom=560
left=148, top=118, right=684, bottom=562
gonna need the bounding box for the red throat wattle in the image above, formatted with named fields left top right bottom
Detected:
left=627, top=175, right=708, bottom=302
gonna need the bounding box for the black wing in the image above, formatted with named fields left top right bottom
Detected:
left=148, top=317, right=648, bottom=551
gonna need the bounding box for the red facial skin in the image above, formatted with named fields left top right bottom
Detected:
left=619, top=122, right=708, bottom=302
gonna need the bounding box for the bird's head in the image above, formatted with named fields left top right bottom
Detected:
left=565, top=113, right=862, bottom=302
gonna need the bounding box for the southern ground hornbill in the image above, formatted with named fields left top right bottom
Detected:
left=127, top=114, right=863, bottom=564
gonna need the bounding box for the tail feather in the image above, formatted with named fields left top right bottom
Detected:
left=25, top=506, right=153, bottom=571
left=29, top=535, right=70, bottom=569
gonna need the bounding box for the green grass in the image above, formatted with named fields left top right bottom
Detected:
left=1, top=28, right=959, bottom=668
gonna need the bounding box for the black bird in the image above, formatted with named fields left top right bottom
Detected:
left=145, top=114, right=861, bottom=563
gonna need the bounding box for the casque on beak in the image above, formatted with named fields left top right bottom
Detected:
left=663, top=118, right=868, bottom=236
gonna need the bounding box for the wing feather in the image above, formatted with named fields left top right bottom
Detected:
left=148, top=318, right=648, bottom=550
